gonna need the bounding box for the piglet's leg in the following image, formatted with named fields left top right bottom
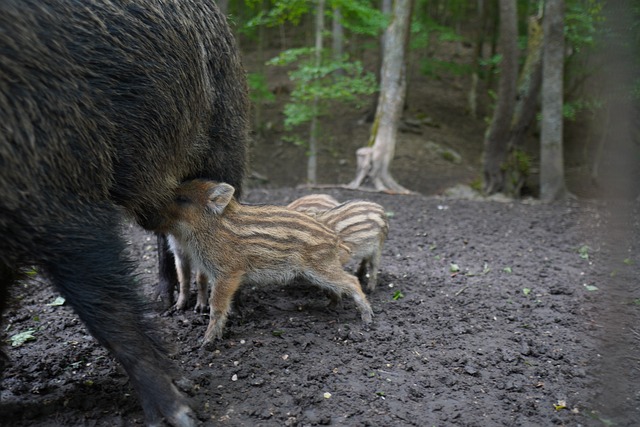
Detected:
left=203, top=271, right=244, bottom=344
left=194, top=271, right=209, bottom=313
left=173, top=251, right=192, bottom=311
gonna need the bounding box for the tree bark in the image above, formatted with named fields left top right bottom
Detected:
left=332, top=7, right=344, bottom=63
left=540, top=0, right=567, bottom=201
left=468, top=0, right=490, bottom=119
left=365, top=0, right=392, bottom=123
left=348, top=0, right=412, bottom=194
left=482, top=0, right=518, bottom=194
left=503, top=14, right=543, bottom=196
left=307, top=0, right=325, bottom=184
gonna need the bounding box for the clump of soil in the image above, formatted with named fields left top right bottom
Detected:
left=2, top=187, right=639, bottom=426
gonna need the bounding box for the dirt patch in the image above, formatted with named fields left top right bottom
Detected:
left=2, top=187, right=639, bottom=426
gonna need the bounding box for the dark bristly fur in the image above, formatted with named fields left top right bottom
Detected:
left=159, top=180, right=373, bottom=344
left=0, top=1, right=248, bottom=426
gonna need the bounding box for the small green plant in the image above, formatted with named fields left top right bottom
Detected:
left=578, top=245, right=591, bottom=260
left=392, top=290, right=404, bottom=301
left=469, top=177, right=483, bottom=192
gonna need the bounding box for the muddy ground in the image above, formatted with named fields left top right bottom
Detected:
left=1, top=186, right=639, bottom=426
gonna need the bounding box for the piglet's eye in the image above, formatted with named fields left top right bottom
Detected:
left=175, top=195, right=191, bottom=205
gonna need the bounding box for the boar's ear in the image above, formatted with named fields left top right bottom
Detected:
left=206, top=182, right=235, bottom=215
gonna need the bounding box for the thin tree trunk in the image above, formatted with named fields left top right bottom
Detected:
left=332, top=7, right=344, bottom=63
left=486, top=1, right=499, bottom=91
left=308, top=0, right=325, bottom=184
left=366, top=0, right=392, bottom=123
left=348, top=0, right=412, bottom=194
left=468, top=0, right=488, bottom=119
left=540, top=0, right=567, bottom=201
left=483, top=0, right=518, bottom=194
left=253, top=0, right=267, bottom=135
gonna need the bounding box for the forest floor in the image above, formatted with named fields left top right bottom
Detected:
left=2, top=42, right=640, bottom=426
left=1, top=189, right=639, bottom=426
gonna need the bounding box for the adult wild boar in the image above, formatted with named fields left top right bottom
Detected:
left=0, top=1, right=248, bottom=426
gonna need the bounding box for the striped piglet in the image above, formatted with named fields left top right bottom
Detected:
left=288, top=194, right=389, bottom=291
left=159, top=180, right=373, bottom=343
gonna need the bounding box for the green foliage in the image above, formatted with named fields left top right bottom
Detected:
left=247, top=72, right=275, bottom=104
left=331, top=0, right=388, bottom=35
left=561, top=98, right=602, bottom=120
left=242, top=0, right=386, bottom=37
left=244, top=0, right=310, bottom=29
left=565, top=0, right=605, bottom=53
left=268, top=48, right=376, bottom=134
left=410, top=16, right=465, bottom=51
left=421, top=58, right=472, bottom=78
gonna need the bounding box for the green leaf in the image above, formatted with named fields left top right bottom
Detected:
left=503, top=267, right=512, bottom=273
left=450, top=263, right=460, bottom=273
left=47, top=296, right=66, bottom=306
left=523, top=288, right=531, bottom=296
left=9, top=329, right=36, bottom=347
left=392, top=290, right=404, bottom=301
left=584, top=284, right=599, bottom=292
left=578, top=245, right=590, bottom=260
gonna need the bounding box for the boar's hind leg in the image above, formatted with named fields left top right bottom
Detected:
left=42, top=214, right=195, bottom=427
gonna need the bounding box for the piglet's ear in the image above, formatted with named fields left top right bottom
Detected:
left=206, top=182, right=235, bottom=215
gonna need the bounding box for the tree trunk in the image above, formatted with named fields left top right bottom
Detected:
left=540, top=0, right=567, bottom=201
left=332, top=7, right=344, bottom=62
left=348, top=0, right=412, bottom=194
left=482, top=0, right=518, bottom=194
left=366, top=0, right=392, bottom=123
left=468, top=0, right=488, bottom=119
left=503, top=14, right=543, bottom=196
left=307, top=0, right=325, bottom=184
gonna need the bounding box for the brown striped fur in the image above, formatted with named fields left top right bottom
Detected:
left=286, top=194, right=339, bottom=215
left=159, top=180, right=373, bottom=343
left=315, top=200, right=389, bottom=291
